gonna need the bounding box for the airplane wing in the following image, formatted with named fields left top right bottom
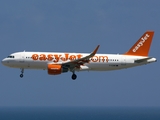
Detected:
left=62, top=45, right=100, bottom=70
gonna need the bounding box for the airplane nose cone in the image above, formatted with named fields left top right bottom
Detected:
left=1, top=58, right=8, bottom=66
left=1, top=59, right=5, bottom=65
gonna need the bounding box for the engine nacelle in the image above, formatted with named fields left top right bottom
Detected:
left=48, top=64, right=68, bottom=75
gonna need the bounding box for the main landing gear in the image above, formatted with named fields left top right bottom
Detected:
left=20, top=68, right=24, bottom=78
left=71, top=72, right=77, bottom=80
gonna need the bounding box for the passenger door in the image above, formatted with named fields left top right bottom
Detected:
left=121, top=56, right=126, bottom=66
left=19, top=52, right=25, bottom=63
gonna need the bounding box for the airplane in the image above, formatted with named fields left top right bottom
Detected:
left=1, top=31, right=157, bottom=80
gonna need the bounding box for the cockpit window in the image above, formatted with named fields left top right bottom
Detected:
left=7, top=56, right=14, bottom=58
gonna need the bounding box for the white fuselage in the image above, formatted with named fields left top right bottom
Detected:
left=1, top=51, right=156, bottom=72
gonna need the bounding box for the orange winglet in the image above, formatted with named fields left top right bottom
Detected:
left=92, top=45, right=100, bottom=55
left=124, top=31, right=154, bottom=56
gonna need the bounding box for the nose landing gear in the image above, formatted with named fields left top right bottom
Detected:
left=20, top=68, right=24, bottom=78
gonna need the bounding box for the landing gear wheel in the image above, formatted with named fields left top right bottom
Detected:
left=20, top=74, right=23, bottom=78
left=72, top=74, right=77, bottom=80
left=20, top=68, right=24, bottom=78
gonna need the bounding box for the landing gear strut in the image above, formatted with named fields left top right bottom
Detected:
left=20, top=68, right=24, bottom=78
left=71, top=73, right=77, bottom=80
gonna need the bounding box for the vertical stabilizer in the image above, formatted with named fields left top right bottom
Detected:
left=124, top=31, right=154, bottom=56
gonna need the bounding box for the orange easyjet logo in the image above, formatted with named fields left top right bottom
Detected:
left=132, top=33, right=150, bottom=52
left=32, top=53, right=108, bottom=63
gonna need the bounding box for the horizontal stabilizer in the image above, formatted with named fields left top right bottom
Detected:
left=134, top=58, right=151, bottom=63
left=134, top=57, right=156, bottom=63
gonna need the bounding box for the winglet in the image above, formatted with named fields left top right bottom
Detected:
left=92, top=45, right=100, bottom=55
left=124, top=31, right=154, bottom=56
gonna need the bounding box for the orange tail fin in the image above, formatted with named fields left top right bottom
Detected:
left=124, top=31, right=154, bottom=56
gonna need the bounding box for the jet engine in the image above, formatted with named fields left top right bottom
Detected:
left=48, top=64, right=68, bottom=75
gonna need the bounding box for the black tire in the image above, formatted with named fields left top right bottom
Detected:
left=71, top=74, right=77, bottom=80
left=20, top=74, right=23, bottom=78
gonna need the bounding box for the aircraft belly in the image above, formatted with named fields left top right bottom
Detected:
left=86, top=63, right=122, bottom=71
left=14, top=61, right=48, bottom=69
left=28, top=61, right=47, bottom=69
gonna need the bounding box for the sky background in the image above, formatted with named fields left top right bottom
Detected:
left=0, top=0, right=160, bottom=107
